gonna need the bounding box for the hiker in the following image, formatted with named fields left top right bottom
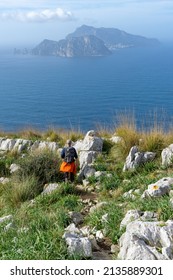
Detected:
left=60, top=139, right=79, bottom=182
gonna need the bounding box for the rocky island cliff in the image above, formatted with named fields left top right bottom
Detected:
left=15, top=25, right=160, bottom=57
left=32, top=35, right=111, bottom=57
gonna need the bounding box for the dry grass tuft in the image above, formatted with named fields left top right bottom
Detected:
left=139, top=127, right=165, bottom=155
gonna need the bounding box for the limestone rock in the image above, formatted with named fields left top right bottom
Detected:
left=63, top=223, right=92, bottom=258
left=31, top=140, right=59, bottom=152
left=10, top=163, right=20, bottom=173
left=79, top=151, right=97, bottom=170
left=120, top=210, right=158, bottom=229
left=65, top=236, right=92, bottom=258
left=96, top=230, right=105, bottom=242
left=80, top=130, right=103, bottom=152
left=118, top=220, right=173, bottom=260
left=64, top=223, right=82, bottom=236
left=123, top=146, right=156, bottom=171
left=0, top=138, right=32, bottom=153
left=83, top=165, right=96, bottom=178
left=74, top=130, right=103, bottom=179
left=120, top=210, right=141, bottom=229
left=42, top=183, right=59, bottom=195
left=161, top=144, right=173, bottom=166
left=0, top=138, right=16, bottom=151
left=0, top=137, right=59, bottom=153
left=80, top=226, right=92, bottom=237
left=142, top=177, right=173, bottom=198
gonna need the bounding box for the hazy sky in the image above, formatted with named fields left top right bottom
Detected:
left=0, top=0, right=173, bottom=47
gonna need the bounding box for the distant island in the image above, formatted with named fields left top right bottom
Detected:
left=14, top=25, right=160, bottom=57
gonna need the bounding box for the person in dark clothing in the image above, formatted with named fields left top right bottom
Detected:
left=60, top=139, right=79, bottom=182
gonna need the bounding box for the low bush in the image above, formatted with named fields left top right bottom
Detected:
left=16, top=149, right=61, bottom=185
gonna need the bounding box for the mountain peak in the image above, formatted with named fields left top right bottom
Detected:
left=67, top=25, right=160, bottom=49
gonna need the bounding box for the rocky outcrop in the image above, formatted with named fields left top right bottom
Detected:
left=123, top=146, right=156, bottom=171
left=31, top=25, right=160, bottom=58
left=118, top=219, right=173, bottom=260
left=0, top=137, right=59, bottom=153
left=74, top=130, right=103, bottom=180
left=32, top=35, right=111, bottom=57
left=120, top=210, right=158, bottom=229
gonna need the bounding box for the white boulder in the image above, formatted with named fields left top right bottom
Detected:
left=118, top=220, right=173, bottom=260
left=142, top=177, right=173, bottom=198
left=63, top=223, right=92, bottom=258
left=161, top=144, right=173, bottom=166
left=42, top=183, right=59, bottom=195
left=123, top=146, right=156, bottom=171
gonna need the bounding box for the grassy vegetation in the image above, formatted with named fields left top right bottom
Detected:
left=1, top=117, right=173, bottom=259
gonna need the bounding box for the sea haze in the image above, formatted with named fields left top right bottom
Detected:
left=0, top=44, right=173, bottom=132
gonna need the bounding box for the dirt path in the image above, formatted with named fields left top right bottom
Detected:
left=75, top=184, right=115, bottom=260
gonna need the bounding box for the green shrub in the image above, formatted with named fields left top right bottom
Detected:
left=16, top=149, right=61, bottom=185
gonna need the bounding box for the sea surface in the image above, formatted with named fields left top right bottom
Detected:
left=0, top=44, right=173, bottom=133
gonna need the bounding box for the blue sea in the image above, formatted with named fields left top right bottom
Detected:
left=0, top=44, right=173, bottom=132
